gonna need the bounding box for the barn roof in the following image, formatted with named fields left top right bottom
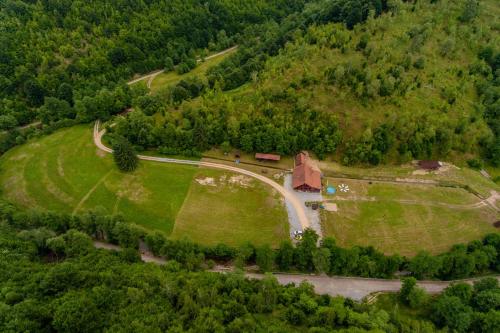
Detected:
left=295, top=151, right=308, bottom=166
left=418, top=160, right=442, bottom=170
left=255, top=153, right=281, bottom=161
left=292, top=152, right=321, bottom=190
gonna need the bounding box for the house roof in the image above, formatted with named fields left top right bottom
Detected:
left=292, top=152, right=321, bottom=190
left=255, top=153, right=281, bottom=161
left=295, top=151, right=308, bottom=166
left=418, top=160, right=441, bottom=170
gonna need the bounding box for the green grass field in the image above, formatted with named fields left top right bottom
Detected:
left=149, top=48, right=236, bottom=94
left=0, top=125, right=197, bottom=233
left=319, top=160, right=500, bottom=198
left=322, top=178, right=498, bottom=256
left=0, top=125, right=288, bottom=246
left=172, top=169, right=289, bottom=247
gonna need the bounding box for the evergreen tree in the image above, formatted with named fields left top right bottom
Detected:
left=112, top=137, right=138, bottom=172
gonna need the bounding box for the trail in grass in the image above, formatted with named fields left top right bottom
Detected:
left=72, top=170, right=112, bottom=215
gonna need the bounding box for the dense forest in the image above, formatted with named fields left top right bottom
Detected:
left=1, top=205, right=499, bottom=332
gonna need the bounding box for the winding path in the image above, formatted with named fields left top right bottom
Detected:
left=93, top=121, right=310, bottom=230
left=127, top=46, right=238, bottom=88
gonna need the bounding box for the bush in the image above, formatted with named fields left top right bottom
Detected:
left=164, top=57, right=174, bottom=71
left=413, top=57, right=425, bottom=69
left=408, top=287, right=428, bottom=309
left=467, top=158, right=483, bottom=169
left=399, top=277, right=417, bottom=304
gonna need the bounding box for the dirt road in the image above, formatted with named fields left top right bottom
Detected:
left=94, top=241, right=498, bottom=301
left=93, top=121, right=310, bottom=230
left=127, top=46, right=238, bottom=88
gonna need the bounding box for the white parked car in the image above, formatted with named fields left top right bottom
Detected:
left=293, top=230, right=303, bottom=240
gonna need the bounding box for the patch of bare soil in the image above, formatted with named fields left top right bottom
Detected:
left=57, top=155, right=65, bottom=177
left=324, top=203, right=338, bottom=212
left=228, top=175, right=253, bottom=188
left=195, top=177, right=216, bottom=186
left=434, top=162, right=458, bottom=174
left=115, top=175, right=150, bottom=203
left=395, top=177, right=436, bottom=184
left=9, top=153, right=29, bottom=161
left=96, top=149, right=106, bottom=158
left=4, top=174, right=37, bottom=207
left=40, top=159, right=74, bottom=204
left=273, top=172, right=286, bottom=182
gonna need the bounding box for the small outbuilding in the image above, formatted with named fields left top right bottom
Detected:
left=292, top=151, right=322, bottom=192
left=255, top=153, right=281, bottom=162
left=418, top=160, right=442, bottom=171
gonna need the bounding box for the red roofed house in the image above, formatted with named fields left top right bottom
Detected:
left=292, top=151, right=322, bottom=192
left=255, top=153, right=281, bottom=162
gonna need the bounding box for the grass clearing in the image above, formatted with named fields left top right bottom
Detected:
left=0, top=125, right=197, bottom=234
left=172, top=169, right=289, bottom=247
left=149, top=48, right=237, bottom=94
left=322, top=178, right=498, bottom=256
left=319, top=160, right=500, bottom=198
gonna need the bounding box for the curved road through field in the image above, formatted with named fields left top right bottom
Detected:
left=93, top=121, right=310, bottom=230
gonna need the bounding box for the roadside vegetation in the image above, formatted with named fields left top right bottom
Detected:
left=375, top=276, right=500, bottom=333
left=1, top=220, right=474, bottom=333
left=2, top=202, right=499, bottom=282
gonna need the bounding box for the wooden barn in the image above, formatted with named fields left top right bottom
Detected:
left=292, top=151, right=322, bottom=192
left=255, top=153, right=281, bottom=162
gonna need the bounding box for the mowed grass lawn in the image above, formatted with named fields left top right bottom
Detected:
left=0, top=125, right=197, bottom=233
left=172, top=169, right=289, bottom=247
left=322, top=178, right=499, bottom=256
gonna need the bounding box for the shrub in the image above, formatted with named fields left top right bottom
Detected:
left=467, top=158, right=483, bottom=169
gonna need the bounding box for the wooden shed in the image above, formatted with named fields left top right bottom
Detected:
left=255, top=153, right=281, bottom=162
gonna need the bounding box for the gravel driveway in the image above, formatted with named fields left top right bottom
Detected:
left=284, top=174, right=323, bottom=238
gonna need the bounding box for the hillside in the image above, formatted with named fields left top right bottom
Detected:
left=0, top=0, right=308, bottom=127
left=119, top=0, right=499, bottom=167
